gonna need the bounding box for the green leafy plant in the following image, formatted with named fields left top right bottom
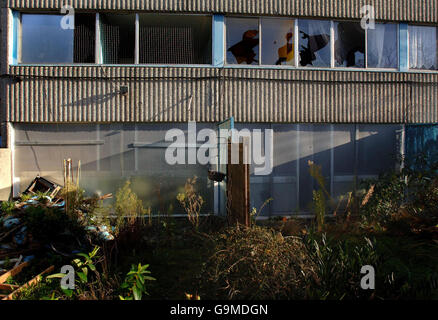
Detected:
left=119, top=263, right=155, bottom=300
left=47, top=246, right=101, bottom=297
left=0, top=200, right=15, bottom=215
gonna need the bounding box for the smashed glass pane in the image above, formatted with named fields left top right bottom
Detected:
left=334, top=21, right=365, bottom=68
left=298, top=19, right=331, bottom=67
left=409, top=25, right=438, bottom=70
left=261, top=18, right=295, bottom=66
left=226, top=18, right=259, bottom=65
left=367, top=23, right=398, bottom=68
left=21, top=14, right=74, bottom=63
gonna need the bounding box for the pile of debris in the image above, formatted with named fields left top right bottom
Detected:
left=0, top=175, right=114, bottom=282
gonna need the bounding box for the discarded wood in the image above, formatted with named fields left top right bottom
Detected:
left=0, top=261, right=29, bottom=284
left=24, top=176, right=62, bottom=199
left=3, top=265, right=54, bottom=300
left=0, top=283, right=19, bottom=290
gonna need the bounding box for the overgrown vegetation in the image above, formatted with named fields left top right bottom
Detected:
left=2, top=156, right=437, bottom=300
left=199, top=225, right=316, bottom=299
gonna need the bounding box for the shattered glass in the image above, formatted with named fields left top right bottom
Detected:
left=226, top=18, right=259, bottom=65
left=334, top=21, right=365, bottom=68
left=298, top=19, right=331, bottom=67
left=261, top=18, right=295, bottom=66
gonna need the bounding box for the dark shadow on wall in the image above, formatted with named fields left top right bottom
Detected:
left=63, top=92, right=119, bottom=108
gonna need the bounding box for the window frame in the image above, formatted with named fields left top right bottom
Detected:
left=14, top=11, right=215, bottom=67
left=224, top=16, right=404, bottom=72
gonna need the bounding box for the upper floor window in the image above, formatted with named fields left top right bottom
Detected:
left=226, top=17, right=259, bottom=65
left=17, top=12, right=211, bottom=65
left=19, top=13, right=95, bottom=64
left=298, top=19, right=331, bottom=67
left=409, top=25, right=438, bottom=70
left=139, top=14, right=212, bottom=64
left=226, top=17, right=296, bottom=66
left=334, top=21, right=365, bottom=68
left=367, top=23, right=398, bottom=69
left=100, top=13, right=136, bottom=64
left=20, top=14, right=74, bottom=64
left=225, top=17, right=405, bottom=71
left=260, top=18, right=295, bottom=66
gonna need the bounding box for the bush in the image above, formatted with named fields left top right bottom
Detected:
left=22, top=205, right=85, bottom=244
left=304, top=231, right=438, bottom=300
left=304, top=232, right=379, bottom=300
left=199, top=226, right=317, bottom=300
left=360, top=156, right=438, bottom=233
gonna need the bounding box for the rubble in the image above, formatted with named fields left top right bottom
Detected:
left=0, top=174, right=114, bottom=283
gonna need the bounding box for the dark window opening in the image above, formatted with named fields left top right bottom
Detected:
left=100, top=13, right=135, bottom=64
left=334, top=21, right=365, bottom=68
left=139, top=14, right=212, bottom=64
left=74, top=13, right=96, bottom=63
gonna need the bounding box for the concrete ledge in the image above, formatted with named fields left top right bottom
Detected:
left=0, top=148, right=12, bottom=201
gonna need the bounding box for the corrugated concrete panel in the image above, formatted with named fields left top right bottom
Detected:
left=6, top=66, right=438, bottom=124
left=3, top=0, right=438, bottom=23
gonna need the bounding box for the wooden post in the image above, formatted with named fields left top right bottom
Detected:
left=227, top=139, right=250, bottom=227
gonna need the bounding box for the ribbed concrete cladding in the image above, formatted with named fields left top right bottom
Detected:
left=6, top=66, right=438, bottom=123
left=4, top=0, right=438, bottom=23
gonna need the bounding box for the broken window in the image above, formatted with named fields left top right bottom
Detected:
left=226, top=18, right=259, bottom=65
left=409, top=25, right=438, bottom=70
left=367, top=23, right=398, bottom=69
left=20, top=14, right=74, bottom=63
left=139, top=14, right=212, bottom=64
left=100, top=13, right=136, bottom=64
left=74, top=13, right=96, bottom=63
left=261, top=18, right=295, bottom=66
left=334, top=21, right=365, bottom=68
left=298, top=19, right=331, bottom=67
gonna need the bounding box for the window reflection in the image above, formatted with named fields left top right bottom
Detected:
left=334, top=21, right=365, bottom=68
left=226, top=18, right=259, bottom=65
left=298, top=19, right=331, bottom=67
left=367, top=23, right=398, bottom=69
left=21, top=14, right=74, bottom=64
left=261, top=18, right=295, bottom=66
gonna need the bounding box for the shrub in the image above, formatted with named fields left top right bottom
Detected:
left=177, top=176, right=204, bottom=229
left=113, top=180, right=146, bottom=234
left=199, top=226, right=317, bottom=300
left=22, top=205, right=85, bottom=244
left=304, top=232, right=379, bottom=300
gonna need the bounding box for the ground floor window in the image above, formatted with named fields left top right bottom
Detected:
left=13, top=123, right=402, bottom=216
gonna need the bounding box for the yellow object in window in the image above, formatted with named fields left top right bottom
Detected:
left=275, top=32, right=294, bottom=65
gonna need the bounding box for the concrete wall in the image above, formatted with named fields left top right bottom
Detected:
left=4, top=0, right=438, bottom=24
left=5, top=66, right=438, bottom=124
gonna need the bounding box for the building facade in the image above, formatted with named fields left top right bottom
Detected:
left=0, top=0, right=437, bottom=216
